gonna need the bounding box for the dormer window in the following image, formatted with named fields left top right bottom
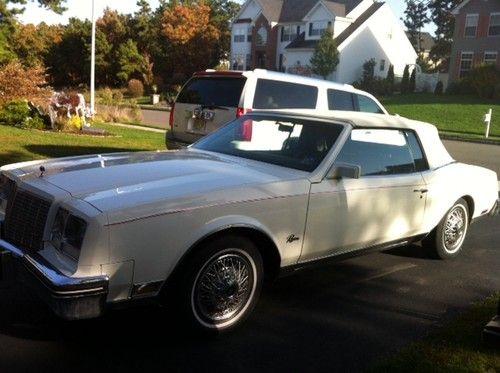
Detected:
left=309, top=21, right=332, bottom=37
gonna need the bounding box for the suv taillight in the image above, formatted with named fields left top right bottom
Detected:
left=236, top=107, right=251, bottom=118
left=169, top=103, right=175, bottom=129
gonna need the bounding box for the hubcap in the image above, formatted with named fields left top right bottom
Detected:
left=193, top=252, right=255, bottom=326
left=443, top=205, right=467, bottom=253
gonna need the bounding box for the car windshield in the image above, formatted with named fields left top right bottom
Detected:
left=192, top=114, right=344, bottom=172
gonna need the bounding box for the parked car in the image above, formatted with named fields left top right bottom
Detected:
left=1, top=111, right=498, bottom=333
left=166, top=69, right=387, bottom=149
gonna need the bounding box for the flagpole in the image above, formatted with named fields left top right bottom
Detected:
left=90, top=0, right=96, bottom=117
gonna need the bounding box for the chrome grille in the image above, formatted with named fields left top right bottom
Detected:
left=4, top=187, right=51, bottom=251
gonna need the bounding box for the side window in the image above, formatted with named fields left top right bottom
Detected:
left=356, top=95, right=384, bottom=114
left=336, top=129, right=415, bottom=176
left=405, top=131, right=429, bottom=172
left=253, top=79, right=318, bottom=109
left=327, top=89, right=355, bottom=111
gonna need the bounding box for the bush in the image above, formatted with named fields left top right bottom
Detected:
left=127, top=79, right=144, bottom=98
left=401, top=65, right=410, bottom=93
left=112, top=90, right=123, bottom=105
left=409, top=68, right=416, bottom=93
left=434, top=80, right=444, bottom=95
left=98, top=88, right=114, bottom=105
left=24, top=115, right=46, bottom=130
left=0, top=101, right=31, bottom=127
left=463, top=64, right=500, bottom=98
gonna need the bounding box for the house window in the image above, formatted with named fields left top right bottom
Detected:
left=459, top=52, right=474, bottom=78
left=233, top=29, right=245, bottom=43
left=281, top=25, right=297, bottom=42
left=309, top=21, right=332, bottom=37
left=489, top=13, right=500, bottom=36
left=256, top=26, right=268, bottom=47
left=464, top=14, right=478, bottom=37
left=380, top=59, right=386, bottom=71
left=247, top=26, right=253, bottom=42
left=484, top=51, right=498, bottom=65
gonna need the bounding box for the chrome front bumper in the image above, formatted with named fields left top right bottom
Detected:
left=0, top=239, right=108, bottom=320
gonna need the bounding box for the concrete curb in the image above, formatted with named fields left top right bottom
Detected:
left=440, top=133, right=500, bottom=146
left=107, top=122, right=166, bottom=133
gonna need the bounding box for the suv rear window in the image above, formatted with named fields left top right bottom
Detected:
left=253, top=79, right=318, bottom=109
left=177, top=77, right=246, bottom=107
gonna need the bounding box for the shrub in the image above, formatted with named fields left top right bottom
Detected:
left=434, top=80, right=444, bottom=95
left=24, top=115, right=46, bottom=130
left=401, top=65, right=410, bottom=93
left=409, top=68, right=416, bottom=93
left=112, top=90, right=123, bottom=105
left=386, top=64, right=395, bottom=95
left=98, top=88, right=114, bottom=105
left=127, top=79, right=144, bottom=98
left=0, top=101, right=31, bottom=127
left=463, top=64, right=500, bottom=98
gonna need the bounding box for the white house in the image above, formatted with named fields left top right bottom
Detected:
left=230, top=0, right=417, bottom=84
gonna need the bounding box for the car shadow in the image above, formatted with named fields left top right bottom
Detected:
left=383, top=243, right=435, bottom=260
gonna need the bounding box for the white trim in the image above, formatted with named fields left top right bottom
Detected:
left=303, top=1, right=334, bottom=21
left=230, top=0, right=263, bottom=26
left=452, top=0, right=472, bottom=15
left=484, top=51, right=498, bottom=64
left=464, top=13, right=479, bottom=38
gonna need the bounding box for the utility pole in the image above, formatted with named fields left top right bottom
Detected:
left=90, top=0, right=96, bottom=117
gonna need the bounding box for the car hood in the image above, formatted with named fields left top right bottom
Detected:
left=6, top=150, right=308, bottom=223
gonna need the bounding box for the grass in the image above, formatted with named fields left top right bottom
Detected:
left=0, top=123, right=165, bottom=167
left=370, top=294, right=500, bottom=372
left=381, top=94, right=500, bottom=139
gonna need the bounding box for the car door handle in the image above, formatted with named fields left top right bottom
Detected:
left=413, top=188, right=428, bottom=193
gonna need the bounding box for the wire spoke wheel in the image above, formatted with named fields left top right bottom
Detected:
left=192, top=249, right=257, bottom=328
left=443, top=207, right=466, bottom=252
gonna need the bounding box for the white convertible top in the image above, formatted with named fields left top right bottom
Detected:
left=251, top=110, right=455, bottom=170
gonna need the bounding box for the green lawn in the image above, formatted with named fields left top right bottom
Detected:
left=381, top=94, right=500, bottom=139
left=371, top=294, right=500, bottom=372
left=0, top=123, right=165, bottom=167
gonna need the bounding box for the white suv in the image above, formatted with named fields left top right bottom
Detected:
left=166, top=69, right=388, bottom=149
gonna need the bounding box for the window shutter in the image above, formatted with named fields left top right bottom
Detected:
left=309, top=23, right=313, bottom=35
left=281, top=26, right=284, bottom=42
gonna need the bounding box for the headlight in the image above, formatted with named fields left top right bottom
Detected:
left=0, top=173, right=15, bottom=214
left=50, top=208, right=87, bottom=260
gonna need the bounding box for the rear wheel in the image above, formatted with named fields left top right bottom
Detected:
left=424, top=198, right=469, bottom=259
left=177, top=235, right=263, bottom=333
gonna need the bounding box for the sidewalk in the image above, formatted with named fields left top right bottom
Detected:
left=108, top=122, right=166, bottom=133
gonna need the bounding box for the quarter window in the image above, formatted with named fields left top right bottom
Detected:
left=459, top=52, right=474, bottom=78
left=335, top=129, right=417, bottom=176
left=253, top=79, right=318, bottom=109
left=327, top=89, right=355, bottom=111
left=489, top=13, right=500, bottom=36
left=464, top=14, right=478, bottom=37
left=405, top=131, right=429, bottom=172
left=484, top=51, right=498, bottom=65
left=356, top=95, right=384, bottom=114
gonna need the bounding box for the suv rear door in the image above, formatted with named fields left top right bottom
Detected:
left=171, top=75, right=247, bottom=146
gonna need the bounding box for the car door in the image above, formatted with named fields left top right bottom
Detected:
left=299, top=128, right=428, bottom=263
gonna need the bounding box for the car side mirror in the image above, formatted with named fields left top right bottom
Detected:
left=326, top=163, right=361, bottom=180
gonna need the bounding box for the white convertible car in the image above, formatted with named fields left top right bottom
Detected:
left=0, top=111, right=498, bottom=332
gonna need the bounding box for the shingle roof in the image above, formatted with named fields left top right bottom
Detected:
left=279, top=0, right=318, bottom=22
left=323, top=1, right=346, bottom=17
left=405, top=31, right=435, bottom=52
left=257, top=0, right=284, bottom=22
left=285, top=32, right=319, bottom=49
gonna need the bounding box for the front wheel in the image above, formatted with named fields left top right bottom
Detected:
left=424, top=198, right=469, bottom=259
left=178, top=235, right=263, bottom=333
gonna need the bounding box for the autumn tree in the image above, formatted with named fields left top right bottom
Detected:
left=12, top=23, right=63, bottom=67
left=310, top=28, right=339, bottom=80
left=162, top=2, right=220, bottom=77
left=0, top=61, right=51, bottom=107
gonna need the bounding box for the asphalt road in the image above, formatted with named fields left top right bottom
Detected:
left=0, top=141, right=498, bottom=372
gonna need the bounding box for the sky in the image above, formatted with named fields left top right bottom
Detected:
left=17, top=0, right=435, bottom=34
